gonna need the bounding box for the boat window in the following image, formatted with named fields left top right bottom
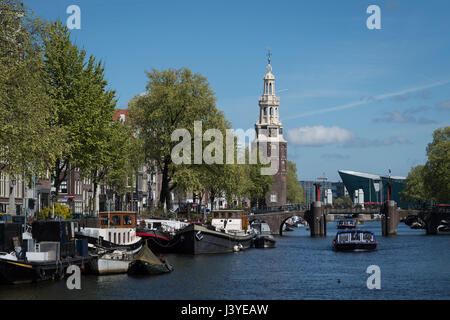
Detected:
left=363, top=233, right=373, bottom=241
left=109, top=232, right=111, bottom=241
left=111, top=215, right=121, bottom=226
left=123, top=215, right=133, bottom=225
left=147, top=223, right=152, bottom=229
left=123, top=233, right=126, bottom=243
left=221, top=212, right=226, bottom=218
left=100, top=216, right=108, bottom=226
left=114, top=233, right=116, bottom=243
left=351, top=232, right=361, bottom=241
left=338, top=233, right=350, bottom=242
left=153, top=222, right=162, bottom=229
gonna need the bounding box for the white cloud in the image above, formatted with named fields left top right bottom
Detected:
left=287, top=126, right=354, bottom=146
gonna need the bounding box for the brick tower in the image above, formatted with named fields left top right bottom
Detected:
left=254, top=50, right=287, bottom=206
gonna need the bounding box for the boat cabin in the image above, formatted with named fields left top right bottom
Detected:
left=211, top=210, right=249, bottom=232
left=336, top=218, right=358, bottom=229
left=98, top=211, right=137, bottom=229
left=335, top=230, right=375, bottom=243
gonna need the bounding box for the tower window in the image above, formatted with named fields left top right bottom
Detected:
left=269, top=83, right=272, bottom=95
left=270, top=108, right=274, bottom=115
left=264, top=107, right=267, bottom=115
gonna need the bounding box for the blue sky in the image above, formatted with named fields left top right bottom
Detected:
left=27, top=0, right=450, bottom=181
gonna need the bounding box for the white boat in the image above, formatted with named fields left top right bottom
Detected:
left=88, top=248, right=138, bottom=275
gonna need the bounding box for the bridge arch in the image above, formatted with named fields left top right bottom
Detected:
left=248, top=212, right=307, bottom=236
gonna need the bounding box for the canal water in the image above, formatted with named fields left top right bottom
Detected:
left=1, top=221, right=449, bottom=300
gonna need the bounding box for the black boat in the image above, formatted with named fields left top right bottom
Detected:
left=251, top=221, right=276, bottom=248
left=171, top=223, right=255, bottom=254
left=332, top=230, right=377, bottom=252
left=0, top=220, right=92, bottom=284
left=127, top=244, right=173, bottom=275
left=336, top=218, right=358, bottom=229
left=253, top=234, right=276, bottom=248
left=136, top=228, right=174, bottom=253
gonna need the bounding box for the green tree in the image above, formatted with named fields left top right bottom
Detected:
left=0, top=1, right=65, bottom=214
left=401, top=165, right=428, bottom=202
left=39, top=202, right=72, bottom=220
left=423, top=127, right=450, bottom=203
left=129, top=67, right=229, bottom=210
left=42, top=21, right=118, bottom=214
left=286, top=160, right=306, bottom=204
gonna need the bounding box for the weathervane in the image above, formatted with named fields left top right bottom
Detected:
left=267, top=47, right=272, bottom=64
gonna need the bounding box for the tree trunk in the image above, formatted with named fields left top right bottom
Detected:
left=8, top=177, right=16, bottom=216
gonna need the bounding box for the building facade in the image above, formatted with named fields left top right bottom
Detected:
left=254, top=53, right=287, bottom=206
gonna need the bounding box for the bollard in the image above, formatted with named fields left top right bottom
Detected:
left=311, top=201, right=326, bottom=237
left=425, top=210, right=440, bottom=235
left=382, top=200, right=398, bottom=236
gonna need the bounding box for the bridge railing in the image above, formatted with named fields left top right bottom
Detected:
left=250, top=204, right=306, bottom=214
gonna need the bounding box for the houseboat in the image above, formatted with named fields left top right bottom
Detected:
left=136, top=218, right=188, bottom=253
left=336, top=218, right=358, bottom=229
left=171, top=210, right=256, bottom=254
left=77, top=212, right=143, bottom=275
left=0, top=220, right=91, bottom=284
left=77, top=211, right=143, bottom=251
left=332, top=230, right=378, bottom=252
left=251, top=221, right=276, bottom=248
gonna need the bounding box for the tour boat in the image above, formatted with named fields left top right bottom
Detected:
left=127, top=244, right=173, bottom=275
left=336, top=218, right=358, bottom=229
left=332, top=230, right=377, bottom=252
left=251, top=221, right=276, bottom=248
left=170, top=210, right=256, bottom=254
left=0, top=221, right=91, bottom=284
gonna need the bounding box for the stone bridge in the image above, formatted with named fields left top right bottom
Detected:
left=248, top=201, right=450, bottom=237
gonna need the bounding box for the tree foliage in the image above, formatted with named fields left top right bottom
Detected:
left=129, top=67, right=229, bottom=209
left=402, top=126, right=449, bottom=204
left=0, top=1, right=65, bottom=178
left=423, top=127, right=450, bottom=203
left=286, top=160, right=306, bottom=204
left=401, top=165, right=428, bottom=202
left=39, top=202, right=72, bottom=220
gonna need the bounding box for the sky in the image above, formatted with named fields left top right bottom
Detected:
left=26, top=0, right=450, bottom=181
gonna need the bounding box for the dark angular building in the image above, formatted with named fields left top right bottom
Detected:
left=338, top=170, right=408, bottom=208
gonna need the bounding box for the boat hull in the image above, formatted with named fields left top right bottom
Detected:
left=171, top=224, right=254, bottom=254
left=333, top=242, right=377, bottom=252
left=87, top=256, right=131, bottom=275
left=0, top=257, right=91, bottom=284
left=253, top=236, right=276, bottom=248
left=136, top=229, right=174, bottom=253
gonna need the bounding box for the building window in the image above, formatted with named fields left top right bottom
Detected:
left=270, top=194, right=277, bottom=203
left=59, top=181, right=68, bottom=194
left=0, top=173, right=4, bottom=197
